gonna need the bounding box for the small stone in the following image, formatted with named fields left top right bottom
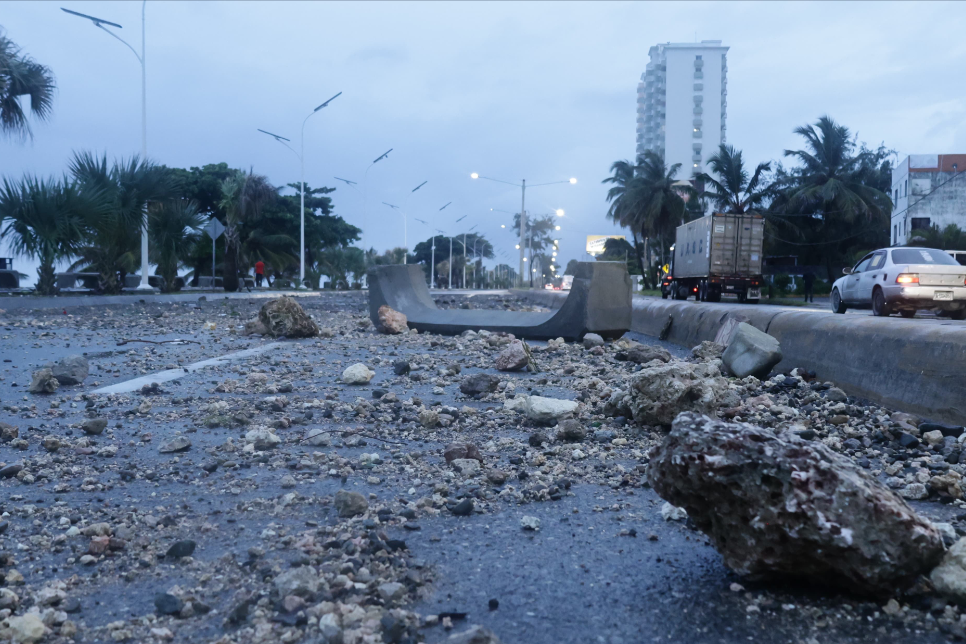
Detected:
left=528, top=432, right=549, bottom=447
left=258, top=296, right=319, bottom=338
left=1, top=613, right=46, bottom=644
left=275, top=566, right=320, bottom=597
left=459, top=373, right=500, bottom=396
left=525, top=396, right=578, bottom=425
left=451, top=458, right=481, bottom=477
left=446, top=626, right=504, bottom=644
left=154, top=592, right=184, bottom=616
left=82, top=419, right=108, bottom=435
left=0, top=422, right=18, bottom=441
left=29, top=367, right=59, bottom=394
left=159, top=436, right=191, bottom=453
left=520, top=516, right=540, bottom=531
left=582, top=333, right=604, bottom=349
left=343, top=363, right=375, bottom=384
left=899, top=433, right=920, bottom=449
left=495, top=340, right=529, bottom=372
left=165, top=540, right=197, bottom=559
left=245, top=428, right=281, bottom=450
left=923, top=430, right=945, bottom=446
left=377, top=305, right=409, bottom=334
left=825, top=387, right=848, bottom=402
left=556, top=419, right=587, bottom=442
left=660, top=502, right=687, bottom=521
left=51, top=354, right=89, bottom=385
left=334, top=489, right=368, bottom=517
left=377, top=582, right=407, bottom=603
left=418, top=409, right=439, bottom=429
left=449, top=498, right=474, bottom=516
left=392, top=360, right=411, bottom=376
left=692, top=341, right=725, bottom=360
left=720, top=323, right=782, bottom=379
left=280, top=475, right=297, bottom=489
left=443, top=442, right=483, bottom=464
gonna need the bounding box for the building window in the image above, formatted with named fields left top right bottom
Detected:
left=894, top=189, right=898, bottom=202
left=911, top=217, right=931, bottom=230
left=904, top=180, right=907, bottom=196
left=893, top=224, right=897, bottom=244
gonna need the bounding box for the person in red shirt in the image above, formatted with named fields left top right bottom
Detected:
left=255, top=260, right=265, bottom=287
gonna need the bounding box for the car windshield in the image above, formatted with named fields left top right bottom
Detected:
left=891, top=248, right=959, bottom=266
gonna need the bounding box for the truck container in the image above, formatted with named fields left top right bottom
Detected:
left=662, top=212, right=764, bottom=303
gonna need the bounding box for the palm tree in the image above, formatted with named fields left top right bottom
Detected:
left=0, top=175, right=94, bottom=294
left=319, top=246, right=365, bottom=289
left=695, top=144, right=771, bottom=214
left=69, top=152, right=177, bottom=293
left=219, top=170, right=277, bottom=291
left=602, top=159, right=647, bottom=276
left=0, top=30, right=55, bottom=140
left=634, top=151, right=691, bottom=265
left=779, top=116, right=892, bottom=280
left=149, top=199, right=202, bottom=292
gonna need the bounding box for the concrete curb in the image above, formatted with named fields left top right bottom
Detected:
left=0, top=290, right=326, bottom=311
left=518, top=290, right=966, bottom=425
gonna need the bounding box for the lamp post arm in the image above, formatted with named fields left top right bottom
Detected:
left=96, top=23, right=141, bottom=62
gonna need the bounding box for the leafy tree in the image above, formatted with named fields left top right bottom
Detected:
left=0, top=30, right=55, bottom=140
left=908, top=224, right=966, bottom=250
left=149, top=199, right=202, bottom=292
left=694, top=144, right=771, bottom=214
left=319, top=246, right=365, bottom=289
left=0, top=175, right=93, bottom=294
left=597, top=237, right=640, bottom=275
left=512, top=214, right=557, bottom=286
left=602, top=159, right=647, bottom=276
left=768, top=116, right=892, bottom=281
left=219, top=170, right=277, bottom=291
left=69, top=152, right=177, bottom=293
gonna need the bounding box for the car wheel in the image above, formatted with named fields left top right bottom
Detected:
left=899, top=310, right=916, bottom=319
left=951, top=308, right=966, bottom=321
left=872, top=288, right=892, bottom=317
left=830, top=288, right=847, bottom=314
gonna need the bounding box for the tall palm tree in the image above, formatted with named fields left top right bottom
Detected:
left=0, top=30, right=55, bottom=140
left=602, top=159, right=647, bottom=276
left=782, top=116, right=890, bottom=222
left=219, top=170, right=277, bottom=291
left=0, top=175, right=94, bottom=294
left=149, top=199, right=202, bottom=292
left=69, top=152, right=177, bottom=293
left=634, top=151, right=691, bottom=265
left=779, top=116, right=892, bottom=280
left=695, top=144, right=771, bottom=214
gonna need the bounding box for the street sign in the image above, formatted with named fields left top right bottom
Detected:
left=203, top=218, right=225, bottom=240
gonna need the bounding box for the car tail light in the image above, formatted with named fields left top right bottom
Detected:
left=896, top=273, right=919, bottom=284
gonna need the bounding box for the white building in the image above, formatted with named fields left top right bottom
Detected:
left=637, top=40, right=729, bottom=178
left=891, top=154, right=966, bottom=246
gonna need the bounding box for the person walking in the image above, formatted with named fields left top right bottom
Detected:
left=802, top=270, right=815, bottom=303
left=255, top=260, right=265, bottom=288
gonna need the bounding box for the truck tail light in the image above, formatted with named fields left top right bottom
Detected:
left=896, top=273, right=919, bottom=284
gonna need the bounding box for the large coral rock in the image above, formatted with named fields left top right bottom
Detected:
left=377, top=305, right=408, bottom=334
left=257, top=296, right=319, bottom=338
left=647, top=412, right=944, bottom=594
left=605, top=361, right=733, bottom=426
left=28, top=368, right=59, bottom=394
left=50, top=354, right=89, bottom=385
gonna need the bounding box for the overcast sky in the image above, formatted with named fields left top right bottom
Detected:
left=3, top=1, right=966, bottom=285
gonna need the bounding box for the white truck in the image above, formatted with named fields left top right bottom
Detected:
left=662, top=213, right=765, bottom=303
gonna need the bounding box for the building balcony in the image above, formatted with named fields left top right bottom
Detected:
left=694, top=71, right=703, bottom=79
left=693, top=118, right=703, bottom=127
left=693, top=95, right=703, bottom=104
left=693, top=107, right=703, bottom=115
left=693, top=83, right=704, bottom=91
left=693, top=130, right=703, bottom=138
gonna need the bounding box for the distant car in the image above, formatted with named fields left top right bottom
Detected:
left=544, top=283, right=555, bottom=290
left=830, top=247, right=966, bottom=319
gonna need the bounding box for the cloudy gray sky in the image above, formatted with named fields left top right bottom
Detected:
left=3, top=1, right=966, bottom=284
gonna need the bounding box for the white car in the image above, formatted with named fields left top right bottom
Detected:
left=830, top=247, right=966, bottom=319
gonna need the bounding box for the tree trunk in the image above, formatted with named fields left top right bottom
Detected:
left=36, top=259, right=56, bottom=296
left=633, top=228, right=646, bottom=279
left=223, top=229, right=240, bottom=291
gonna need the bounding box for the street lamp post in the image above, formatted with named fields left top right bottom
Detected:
left=258, top=91, right=341, bottom=288
left=63, top=3, right=153, bottom=289
left=471, top=173, right=576, bottom=287
left=362, top=149, right=392, bottom=256
left=393, top=180, right=427, bottom=264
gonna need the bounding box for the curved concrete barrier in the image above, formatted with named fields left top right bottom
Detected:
left=631, top=298, right=966, bottom=424
left=367, top=261, right=632, bottom=341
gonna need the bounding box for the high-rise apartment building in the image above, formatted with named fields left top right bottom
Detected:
left=637, top=40, right=729, bottom=178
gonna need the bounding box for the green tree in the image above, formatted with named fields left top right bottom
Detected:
left=149, top=199, right=202, bottom=292
left=0, top=30, right=55, bottom=140
left=908, top=224, right=966, bottom=250
left=319, top=246, right=365, bottom=289
left=0, top=175, right=93, bottom=294
left=768, top=116, right=892, bottom=281
left=597, top=237, right=640, bottom=274
left=69, top=152, right=177, bottom=293
left=219, top=170, right=277, bottom=291
left=695, top=144, right=771, bottom=214
left=512, top=214, right=557, bottom=286
left=602, top=159, right=647, bottom=276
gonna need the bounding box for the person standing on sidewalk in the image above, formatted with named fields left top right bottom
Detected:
left=802, top=270, right=815, bottom=303
left=255, top=260, right=265, bottom=287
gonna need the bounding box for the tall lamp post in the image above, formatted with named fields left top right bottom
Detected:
left=63, top=4, right=154, bottom=289
left=383, top=180, right=427, bottom=264
left=470, top=173, right=576, bottom=287
left=362, top=149, right=393, bottom=255
left=258, top=91, right=341, bottom=288
left=415, top=199, right=450, bottom=289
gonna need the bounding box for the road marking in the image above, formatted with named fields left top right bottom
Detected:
left=92, top=342, right=285, bottom=394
